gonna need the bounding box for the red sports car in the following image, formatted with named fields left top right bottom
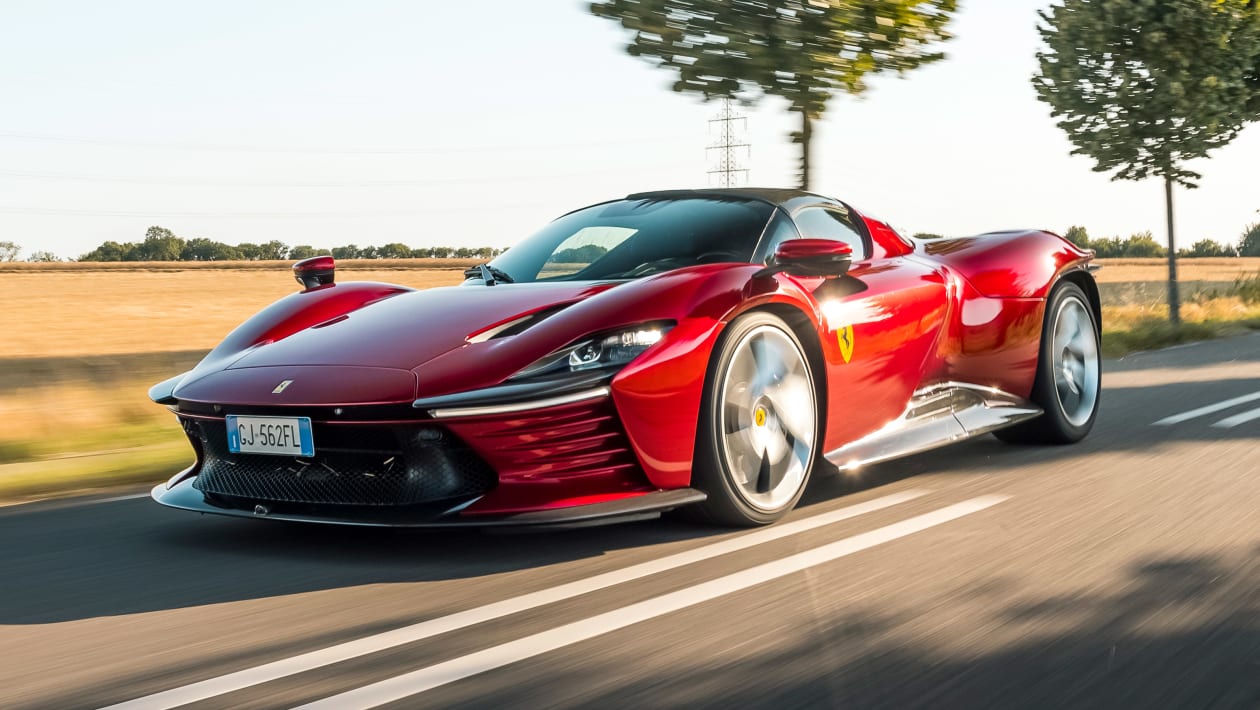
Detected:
left=150, top=189, right=1100, bottom=528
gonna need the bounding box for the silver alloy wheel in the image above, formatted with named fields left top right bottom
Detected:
left=717, top=324, right=816, bottom=512
left=1050, top=294, right=1100, bottom=427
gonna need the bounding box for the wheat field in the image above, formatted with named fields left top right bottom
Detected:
left=1, top=264, right=467, bottom=359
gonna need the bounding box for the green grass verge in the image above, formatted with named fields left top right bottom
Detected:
left=0, top=441, right=191, bottom=502
left=1102, top=317, right=1260, bottom=358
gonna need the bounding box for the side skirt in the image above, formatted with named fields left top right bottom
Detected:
left=824, top=382, right=1042, bottom=471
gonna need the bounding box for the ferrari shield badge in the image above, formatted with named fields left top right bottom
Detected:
left=837, top=325, right=855, bottom=363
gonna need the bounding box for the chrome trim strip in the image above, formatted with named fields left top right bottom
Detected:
left=427, top=386, right=611, bottom=419
left=824, top=381, right=1042, bottom=471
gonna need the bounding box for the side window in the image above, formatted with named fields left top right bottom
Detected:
left=752, top=210, right=801, bottom=264
left=792, top=207, right=868, bottom=259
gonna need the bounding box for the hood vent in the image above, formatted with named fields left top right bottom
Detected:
left=467, top=304, right=571, bottom=344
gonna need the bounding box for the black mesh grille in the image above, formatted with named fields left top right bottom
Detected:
left=189, top=419, right=496, bottom=506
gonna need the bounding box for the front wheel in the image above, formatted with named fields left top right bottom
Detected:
left=691, top=312, right=819, bottom=526
left=996, top=281, right=1100, bottom=444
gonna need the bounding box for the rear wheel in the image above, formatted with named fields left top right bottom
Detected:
left=691, top=312, right=819, bottom=526
left=995, top=281, right=1100, bottom=444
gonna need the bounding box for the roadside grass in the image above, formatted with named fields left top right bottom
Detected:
left=1101, top=293, right=1260, bottom=357
left=0, top=442, right=190, bottom=502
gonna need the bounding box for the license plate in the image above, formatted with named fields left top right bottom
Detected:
left=226, top=415, right=314, bottom=457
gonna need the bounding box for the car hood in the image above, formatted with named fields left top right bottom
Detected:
left=227, top=281, right=618, bottom=371
left=171, top=281, right=620, bottom=406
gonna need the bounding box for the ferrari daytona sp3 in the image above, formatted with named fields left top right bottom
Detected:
left=150, top=189, right=1101, bottom=528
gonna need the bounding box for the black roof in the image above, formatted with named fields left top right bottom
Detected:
left=624, top=188, right=840, bottom=211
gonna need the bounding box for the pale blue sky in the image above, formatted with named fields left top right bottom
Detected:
left=2, top=0, right=1257, bottom=260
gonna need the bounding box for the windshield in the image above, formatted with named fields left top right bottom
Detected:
left=482, top=197, right=775, bottom=283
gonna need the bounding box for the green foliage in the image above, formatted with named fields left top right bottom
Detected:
left=590, top=0, right=958, bottom=187
left=378, top=243, right=413, bottom=259
left=1033, top=0, right=1260, bottom=189
left=1179, top=239, right=1235, bottom=258
left=26, top=250, right=62, bottom=262
left=181, top=238, right=242, bottom=261
left=1122, top=231, right=1166, bottom=258
left=130, top=226, right=183, bottom=261
left=1063, top=225, right=1090, bottom=248
left=288, top=245, right=322, bottom=259
left=1236, top=272, right=1260, bottom=304
left=912, top=232, right=945, bottom=240
left=1239, top=222, right=1260, bottom=256
left=0, top=240, right=19, bottom=261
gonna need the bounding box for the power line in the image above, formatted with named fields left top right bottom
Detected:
left=0, top=166, right=690, bottom=188
left=706, top=99, right=750, bottom=188
left=0, top=131, right=703, bottom=156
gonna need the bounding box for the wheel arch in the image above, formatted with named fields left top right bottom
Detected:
left=1057, top=269, right=1102, bottom=337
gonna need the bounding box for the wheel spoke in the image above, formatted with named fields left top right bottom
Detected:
left=755, top=449, right=773, bottom=494
left=764, top=375, right=814, bottom=443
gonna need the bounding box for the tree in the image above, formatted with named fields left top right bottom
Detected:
left=0, top=241, right=19, bottom=261
left=331, top=244, right=360, bottom=260
left=80, top=240, right=133, bottom=261
left=1179, top=239, right=1235, bottom=258
left=1240, top=223, right=1260, bottom=256
left=27, top=250, right=61, bottom=262
left=1063, top=225, right=1090, bottom=249
left=130, top=226, right=184, bottom=261
left=257, top=240, right=289, bottom=260
left=429, top=246, right=452, bottom=259
left=288, top=245, right=322, bottom=259
left=591, top=0, right=958, bottom=189
left=1088, top=236, right=1125, bottom=259
left=181, top=238, right=243, bottom=261
left=378, top=243, right=413, bottom=259
left=1122, top=231, right=1166, bottom=258
left=1033, top=0, right=1260, bottom=323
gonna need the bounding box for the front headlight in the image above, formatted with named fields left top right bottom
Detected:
left=513, top=322, right=674, bottom=380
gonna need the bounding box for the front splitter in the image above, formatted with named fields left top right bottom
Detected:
left=151, top=478, right=706, bottom=529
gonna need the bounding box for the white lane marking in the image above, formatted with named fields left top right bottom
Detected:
left=1153, top=390, right=1260, bottom=426
left=101, top=489, right=930, bottom=710
left=1212, top=405, right=1260, bottom=429
left=297, top=495, right=1010, bottom=710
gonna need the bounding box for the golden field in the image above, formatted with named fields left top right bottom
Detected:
left=0, top=262, right=468, bottom=359
left=1091, top=257, right=1260, bottom=283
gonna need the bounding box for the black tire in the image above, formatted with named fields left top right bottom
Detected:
left=689, top=311, right=820, bottom=526
left=995, top=281, right=1100, bottom=444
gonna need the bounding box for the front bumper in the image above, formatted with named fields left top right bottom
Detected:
left=152, top=478, right=706, bottom=529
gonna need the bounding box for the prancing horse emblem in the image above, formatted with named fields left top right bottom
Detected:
left=837, top=325, right=855, bottom=364
left=272, top=379, right=294, bottom=394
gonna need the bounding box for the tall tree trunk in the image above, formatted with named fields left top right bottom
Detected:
left=798, top=110, right=812, bottom=191
left=1165, top=176, right=1180, bottom=324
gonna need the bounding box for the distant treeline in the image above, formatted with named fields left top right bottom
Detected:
left=26, top=227, right=506, bottom=263
left=913, top=222, right=1260, bottom=258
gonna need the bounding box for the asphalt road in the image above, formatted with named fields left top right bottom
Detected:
left=3, top=332, right=1259, bottom=709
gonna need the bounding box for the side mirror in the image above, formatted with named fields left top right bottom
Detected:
left=293, top=255, right=336, bottom=290
left=754, top=239, right=853, bottom=279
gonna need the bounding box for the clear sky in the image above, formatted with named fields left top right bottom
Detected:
left=2, top=0, right=1257, bottom=260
